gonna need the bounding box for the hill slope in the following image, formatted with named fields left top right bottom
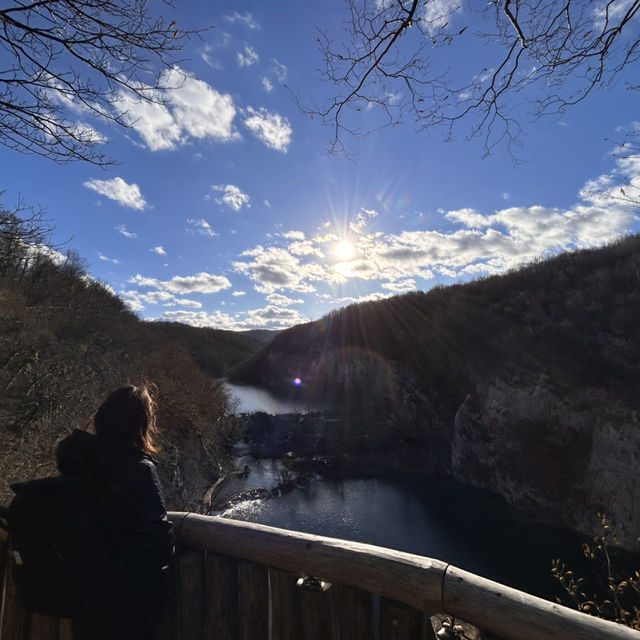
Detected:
left=0, top=209, right=262, bottom=510
left=149, top=322, right=268, bottom=379
left=230, top=235, right=640, bottom=547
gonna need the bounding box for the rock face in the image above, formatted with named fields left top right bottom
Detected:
left=228, top=237, right=640, bottom=549
left=452, top=375, right=640, bottom=549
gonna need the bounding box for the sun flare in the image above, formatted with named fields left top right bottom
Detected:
left=335, top=240, right=356, bottom=261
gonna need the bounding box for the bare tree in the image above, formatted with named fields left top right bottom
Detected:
left=0, top=0, right=203, bottom=165
left=0, top=196, right=53, bottom=281
left=308, top=0, right=640, bottom=155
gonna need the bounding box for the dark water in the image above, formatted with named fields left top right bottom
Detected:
left=219, top=386, right=590, bottom=601
left=223, top=381, right=318, bottom=414
left=215, top=454, right=588, bottom=601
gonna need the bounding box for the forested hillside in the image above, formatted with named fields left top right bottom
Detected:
left=149, top=322, right=271, bottom=379
left=0, top=205, right=262, bottom=510
left=230, top=235, right=640, bottom=546
left=231, top=235, right=640, bottom=404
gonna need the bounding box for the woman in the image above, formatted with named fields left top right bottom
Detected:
left=56, top=383, right=174, bottom=640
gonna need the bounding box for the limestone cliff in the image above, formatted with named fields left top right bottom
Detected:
left=230, top=235, right=640, bottom=549
left=452, top=376, right=640, bottom=548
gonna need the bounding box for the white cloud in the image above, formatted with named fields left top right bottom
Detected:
left=381, top=279, right=416, bottom=292
left=225, top=12, right=260, bottom=30
left=230, top=150, right=639, bottom=297
left=270, top=59, right=288, bottom=84
left=328, top=292, right=392, bottom=305
left=232, top=290, right=246, bottom=297
left=129, top=272, right=232, bottom=294
left=243, top=107, right=292, bottom=152
left=162, top=68, right=238, bottom=143
left=175, top=298, right=202, bottom=309
left=350, top=208, right=379, bottom=233
left=68, top=122, right=106, bottom=145
left=262, top=77, right=274, bottom=92
left=187, top=218, right=219, bottom=237
left=237, top=45, right=259, bottom=68
left=267, top=293, right=304, bottom=306
left=44, top=77, right=108, bottom=145
left=234, top=245, right=324, bottom=294
left=84, top=177, right=147, bottom=210
left=243, top=305, right=308, bottom=329
left=122, top=294, right=144, bottom=312
left=140, top=291, right=173, bottom=303
left=446, top=208, right=492, bottom=228
left=368, top=191, right=637, bottom=278
left=333, top=258, right=381, bottom=281
left=115, top=67, right=238, bottom=151
left=115, top=225, right=137, bottom=239
left=201, top=45, right=222, bottom=70
left=158, top=303, right=306, bottom=330
left=281, top=230, right=306, bottom=240
left=159, top=309, right=236, bottom=328
left=152, top=246, right=167, bottom=255
left=98, top=252, right=119, bottom=264
left=120, top=288, right=203, bottom=312
left=286, top=231, right=324, bottom=257
left=211, top=184, right=250, bottom=212
left=421, top=0, right=463, bottom=35
left=116, top=90, right=181, bottom=151
left=593, top=0, right=637, bottom=29
left=200, top=32, right=232, bottom=68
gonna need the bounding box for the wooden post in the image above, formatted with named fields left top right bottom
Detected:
left=332, top=584, right=375, bottom=640
left=205, top=553, right=239, bottom=640
left=236, top=560, right=268, bottom=640
left=204, top=553, right=268, bottom=640
left=0, top=555, right=28, bottom=640
left=57, top=618, right=73, bottom=640
left=270, top=569, right=337, bottom=640
left=380, top=598, right=435, bottom=640
left=269, top=569, right=301, bottom=640
left=174, top=549, right=206, bottom=640
left=26, top=614, right=58, bottom=640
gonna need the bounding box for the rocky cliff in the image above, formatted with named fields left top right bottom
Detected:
left=230, top=236, right=640, bottom=549
left=452, top=375, right=640, bottom=548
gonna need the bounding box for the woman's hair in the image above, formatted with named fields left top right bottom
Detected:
left=94, top=382, right=159, bottom=455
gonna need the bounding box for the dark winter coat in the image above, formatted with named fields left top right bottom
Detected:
left=56, top=429, right=174, bottom=640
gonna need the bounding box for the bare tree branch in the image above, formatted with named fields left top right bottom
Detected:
left=307, top=0, right=640, bottom=156
left=0, top=0, right=206, bottom=165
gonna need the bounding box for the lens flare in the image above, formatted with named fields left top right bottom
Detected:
left=335, top=240, right=356, bottom=261
left=293, top=377, right=302, bottom=386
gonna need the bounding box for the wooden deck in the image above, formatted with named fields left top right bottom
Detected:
left=1, top=511, right=639, bottom=639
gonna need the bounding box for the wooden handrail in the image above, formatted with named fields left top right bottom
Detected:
left=169, top=511, right=640, bottom=640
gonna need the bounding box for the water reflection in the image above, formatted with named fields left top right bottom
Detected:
left=223, top=381, right=317, bottom=414
left=214, top=461, right=585, bottom=600
left=217, top=384, right=584, bottom=601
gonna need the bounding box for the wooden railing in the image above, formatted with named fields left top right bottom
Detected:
left=1, top=511, right=640, bottom=639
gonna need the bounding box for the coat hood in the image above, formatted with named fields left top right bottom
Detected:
left=56, top=429, right=147, bottom=479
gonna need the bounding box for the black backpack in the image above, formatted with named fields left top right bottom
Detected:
left=7, top=475, right=112, bottom=617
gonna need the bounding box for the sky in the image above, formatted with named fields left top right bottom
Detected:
left=1, top=1, right=639, bottom=331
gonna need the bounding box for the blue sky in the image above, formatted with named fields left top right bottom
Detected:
left=2, top=1, right=639, bottom=330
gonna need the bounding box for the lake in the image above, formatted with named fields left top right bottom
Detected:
left=219, top=384, right=587, bottom=601
left=223, top=380, right=318, bottom=414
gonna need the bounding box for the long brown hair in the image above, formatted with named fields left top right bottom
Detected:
left=94, top=382, right=159, bottom=456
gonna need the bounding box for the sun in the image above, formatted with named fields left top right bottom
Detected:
left=335, top=240, right=356, bottom=261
